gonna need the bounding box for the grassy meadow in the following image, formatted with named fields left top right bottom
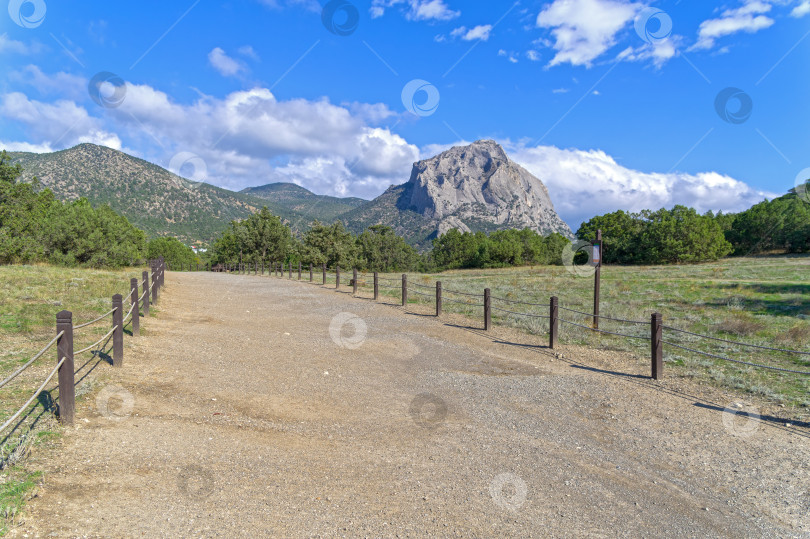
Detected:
left=367, top=256, right=810, bottom=411
left=0, top=264, right=147, bottom=531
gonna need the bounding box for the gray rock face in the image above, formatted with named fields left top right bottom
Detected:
left=404, top=140, right=572, bottom=237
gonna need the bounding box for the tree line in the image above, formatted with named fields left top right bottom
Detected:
left=3, top=148, right=807, bottom=270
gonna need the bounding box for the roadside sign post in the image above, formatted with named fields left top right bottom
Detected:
left=593, top=229, right=602, bottom=330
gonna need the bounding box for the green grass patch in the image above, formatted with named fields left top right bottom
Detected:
left=373, top=255, right=810, bottom=412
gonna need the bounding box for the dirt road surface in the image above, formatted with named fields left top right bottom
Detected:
left=13, top=272, right=810, bottom=537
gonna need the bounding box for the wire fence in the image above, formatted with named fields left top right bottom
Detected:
left=1, top=258, right=165, bottom=441
left=227, top=265, right=810, bottom=381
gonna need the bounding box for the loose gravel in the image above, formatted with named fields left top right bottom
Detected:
left=11, top=272, right=810, bottom=538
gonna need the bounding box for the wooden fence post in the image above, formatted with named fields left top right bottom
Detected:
left=142, top=271, right=150, bottom=316
left=651, top=312, right=663, bottom=380
left=336, top=266, right=341, bottom=289
left=56, top=310, right=75, bottom=425
left=373, top=272, right=379, bottom=300
left=151, top=267, right=158, bottom=305
left=484, top=288, right=491, bottom=330
left=436, top=281, right=442, bottom=316
left=130, top=278, right=140, bottom=336
left=298, top=262, right=302, bottom=280
left=261, top=261, right=264, bottom=275
left=353, top=268, right=358, bottom=295
left=310, top=264, right=313, bottom=282
left=401, top=274, right=407, bottom=306
left=322, top=263, right=326, bottom=285
left=550, top=296, right=558, bottom=349
left=112, top=294, right=124, bottom=368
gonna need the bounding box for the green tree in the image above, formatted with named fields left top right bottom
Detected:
left=147, top=237, right=197, bottom=269
left=300, top=221, right=359, bottom=268
left=356, top=225, right=420, bottom=272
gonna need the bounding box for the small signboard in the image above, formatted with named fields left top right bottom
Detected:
left=592, top=244, right=601, bottom=265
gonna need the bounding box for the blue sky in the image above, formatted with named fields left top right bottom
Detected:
left=1, top=0, right=809, bottom=228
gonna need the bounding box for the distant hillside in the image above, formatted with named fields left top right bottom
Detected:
left=7, top=144, right=306, bottom=245
left=241, top=182, right=366, bottom=222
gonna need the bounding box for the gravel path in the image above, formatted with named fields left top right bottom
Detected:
left=13, top=272, right=810, bottom=537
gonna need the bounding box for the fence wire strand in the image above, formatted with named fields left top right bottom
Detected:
left=75, top=325, right=118, bottom=356
left=664, top=326, right=810, bottom=355
left=74, top=308, right=117, bottom=330
left=491, top=306, right=550, bottom=319
left=559, top=317, right=650, bottom=340
left=0, top=357, right=66, bottom=436
left=0, top=331, right=64, bottom=390
left=662, top=340, right=810, bottom=375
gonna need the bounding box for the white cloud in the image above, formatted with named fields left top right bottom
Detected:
left=237, top=45, right=260, bottom=60
left=371, top=0, right=460, bottom=21
left=791, top=0, right=810, bottom=17
left=0, top=34, right=45, bottom=55
left=617, top=35, right=680, bottom=68
left=0, top=140, right=55, bottom=153
left=505, top=142, right=775, bottom=228
left=451, top=24, right=493, bottom=41
left=0, top=92, right=121, bottom=149
left=9, top=65, right=86, bottom=100
left=0, top=70, right=419, bottom=199
left=537, top=0, right=641, bottom=67
left=208, top=47, right=246, bottom=77
left=691, top=1, right=774, bottom=51
left=526, top=50, right=541, bottom=61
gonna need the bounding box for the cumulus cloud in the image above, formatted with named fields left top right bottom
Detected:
left=208, top=47, right=247, bottom=77
left=9, top=65, right=86, bottom=100
left=616, top=36, right=680, bottom=68
left=537, top=0, right=641, bottom=67
left=451, top=24, right=493, bottom=41
left=505, top=142, right=776, bottom=228
left=0, top=92, right=121, bottom=149
left=691, top=0, right=774, bottom=51
left=791, top=0, right=810, bottom=17
left=0, top=34, right=45, bottom=55
left=0, top=69, right=418, bottom=199
left=370, top=0, right=460, bottom=21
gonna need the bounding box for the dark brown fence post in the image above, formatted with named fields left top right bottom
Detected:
left=550, top=296, right=558, bottom=349
left=651, top=312, right=663, bottom=380
left=322, top=263, right=326, bottom=285
left=142, top=271, right=150, bottom=316
left=130, top=278, right=140, bottom=336
left=401, top=274, right=407, bottom=306
left=484, top=288, right=491, bottom=330
left=373, top=272, right=379, bottom=300
left=310, top=264, right=313, bottom=282
left=288, top=262, right=292, bottom=279
left=112, top=294, right=124, bottom=368
left=151, top=267, right=158, bottom=305
left=353, top=268, right=358, bottom=295
left=298, top=262, right=302, bottom=280
left=336, top=266, right=341, bottom=289
left=436, top=281, right=442, bottom=316
left=56, top=310, right=75, bottom=425
left=261, top=261, right=264, bottom=275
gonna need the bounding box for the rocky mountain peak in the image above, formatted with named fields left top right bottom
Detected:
left=403, top=140, right=572, bottom=237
